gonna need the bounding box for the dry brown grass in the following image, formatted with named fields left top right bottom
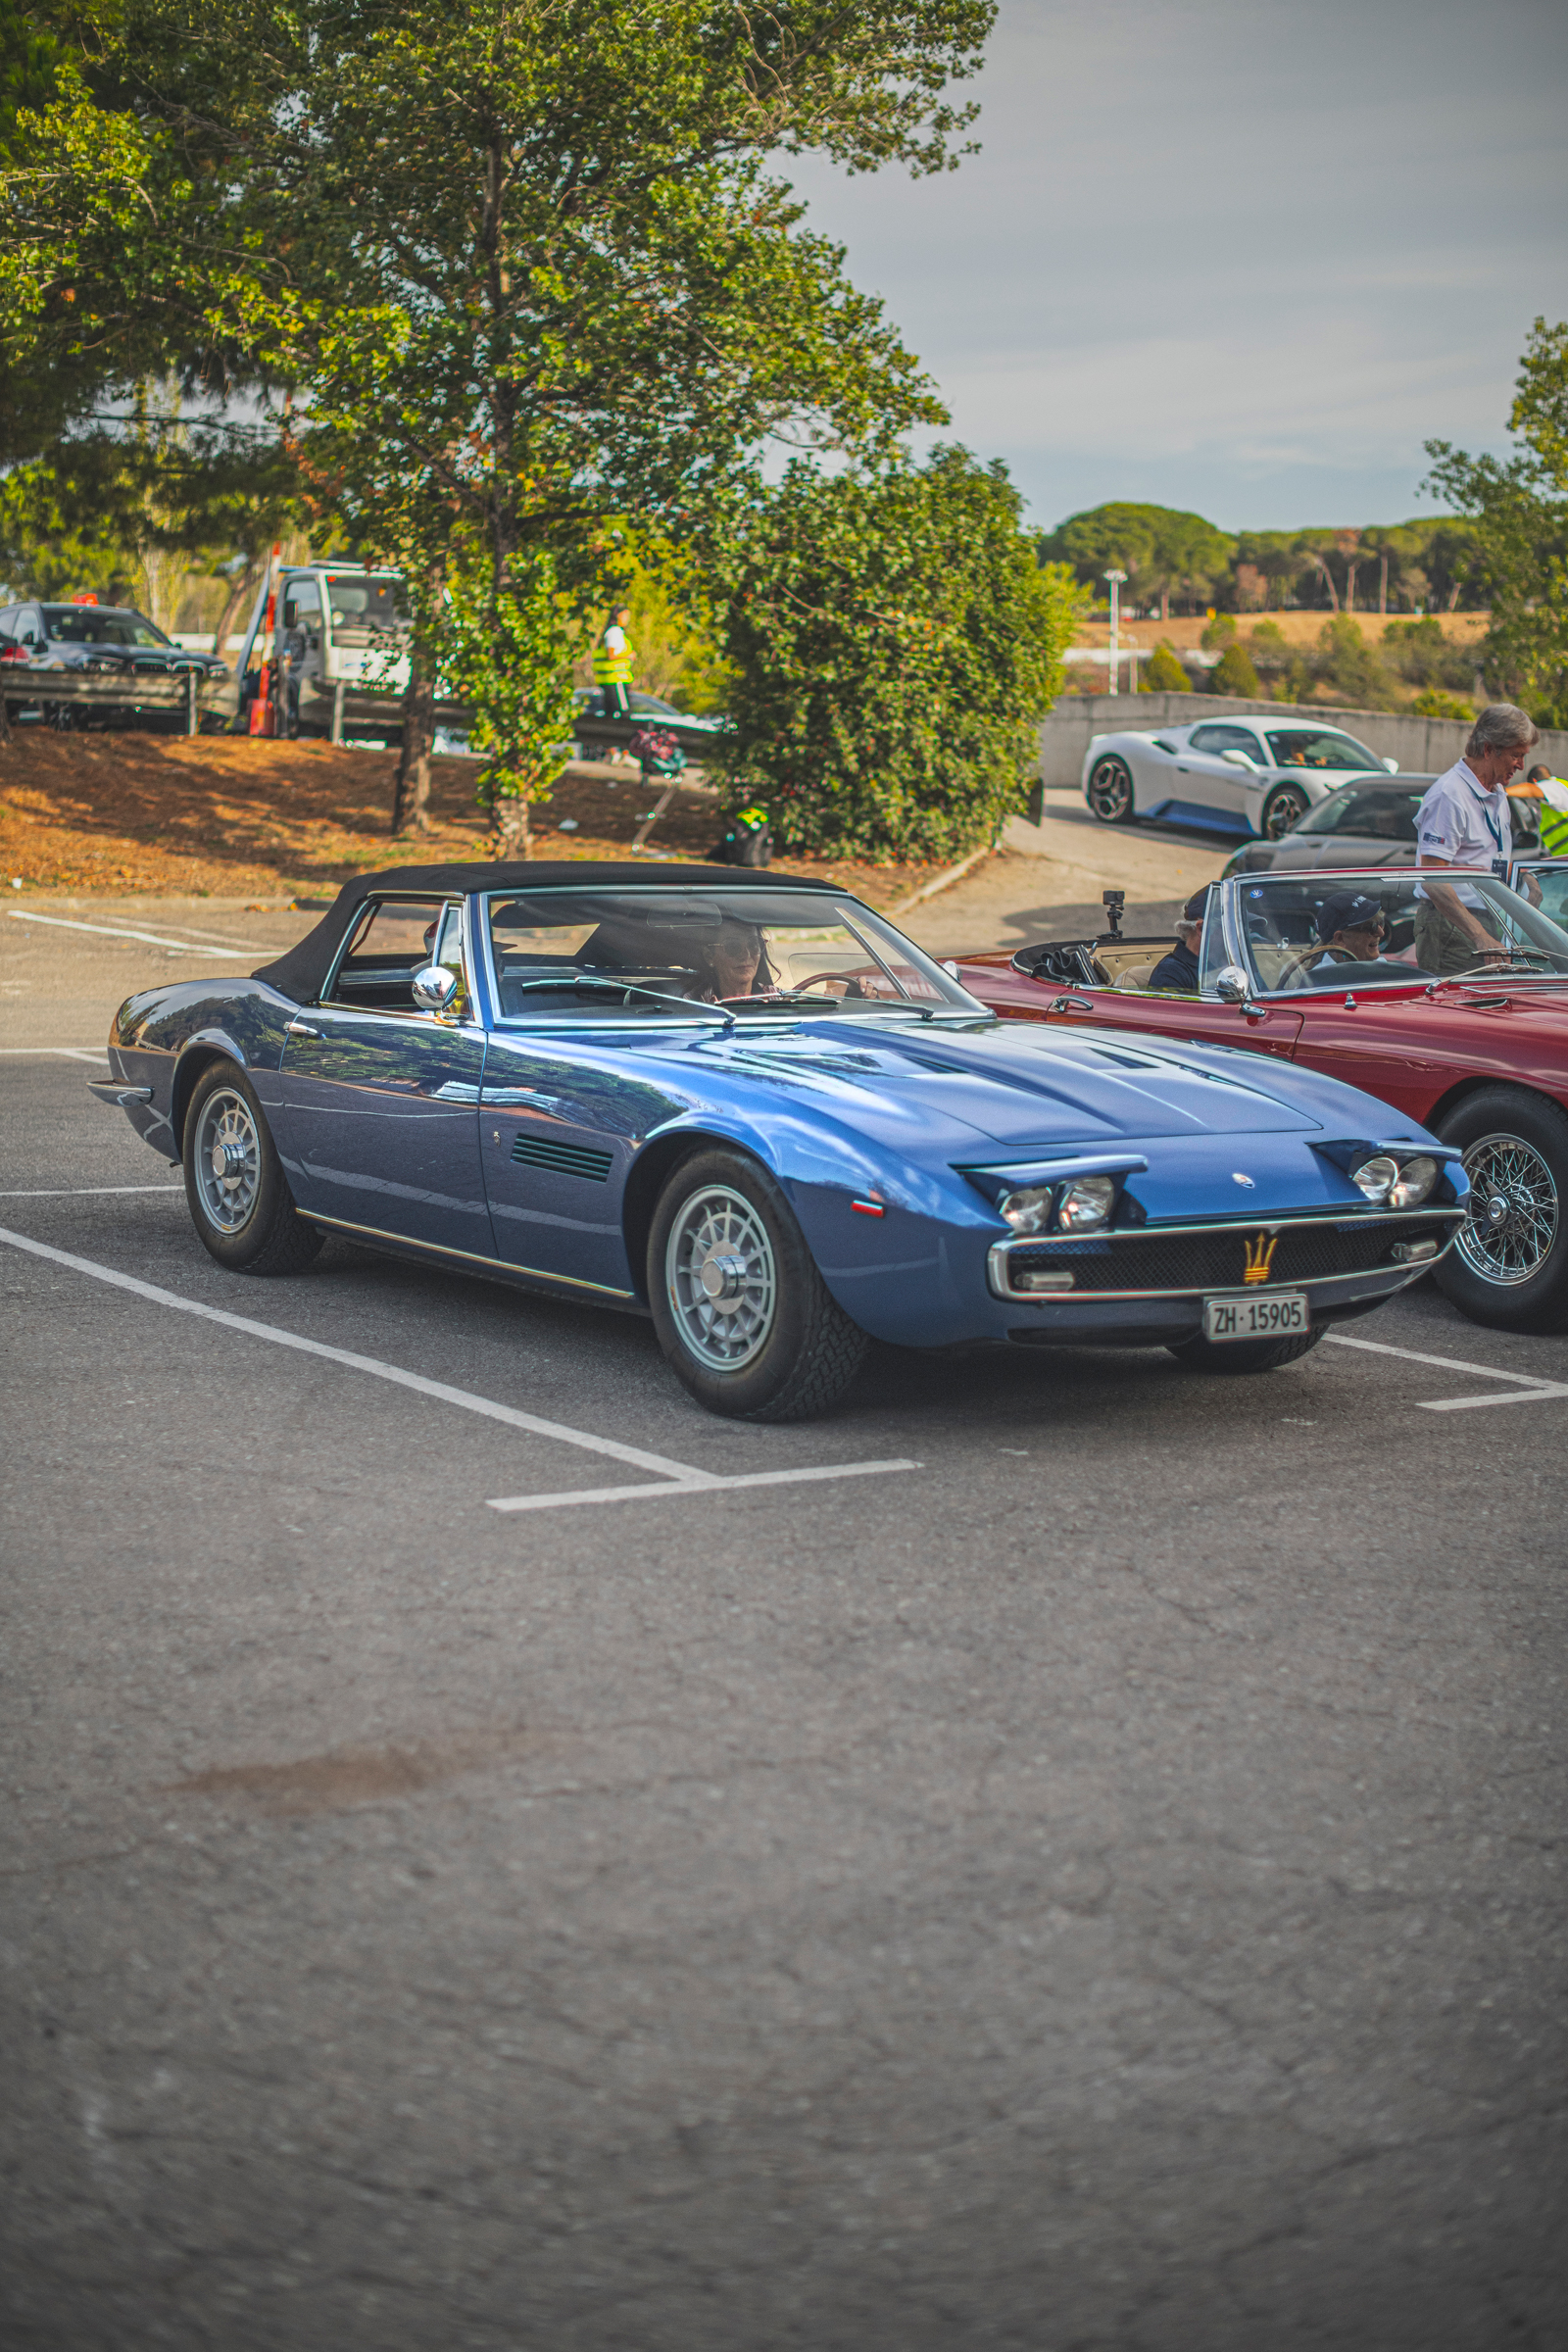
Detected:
left=0, top=727, right=954, bottom=908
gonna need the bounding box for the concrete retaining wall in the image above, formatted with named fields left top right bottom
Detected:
left=1037, top=694, right=1568, bottom=790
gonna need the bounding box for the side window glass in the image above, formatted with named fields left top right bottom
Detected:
left=431, top=903, right=470, bottom=1015
left=327, top=899, right=447, bottom=1012
left=282, top=581, right=320, bottom=632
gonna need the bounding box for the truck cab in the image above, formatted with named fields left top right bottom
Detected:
left=240, top=564, right=412, bottom=741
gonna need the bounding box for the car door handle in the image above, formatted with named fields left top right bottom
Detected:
left=285, top=1018, right=320, bottom=1038
left=1049, top=995, right=1095, bottom=1013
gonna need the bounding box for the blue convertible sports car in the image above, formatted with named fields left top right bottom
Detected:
left=91, top=861, right=1470, bottom=1419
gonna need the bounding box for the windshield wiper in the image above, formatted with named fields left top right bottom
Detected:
left=506, top=974, right=735, bottom=1026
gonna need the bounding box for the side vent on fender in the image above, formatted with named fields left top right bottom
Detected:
left=510, top=1135, right=612, bottom=1183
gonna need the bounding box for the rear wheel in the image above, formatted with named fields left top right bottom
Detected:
left=1435, top=1089, right=1568, bottom=1333
left=182, top=1060, right=322, bottom=1276
left=1087, top=755, right=1137, bottom=825
left=1166, top=1326, right=1323, bottom=1375
left=648, top=1149, right=868, bottom=1420
left=1261, top=780, right=1311, bottom=839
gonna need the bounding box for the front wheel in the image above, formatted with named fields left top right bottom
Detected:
left=183, top=1060, right=322, bottom=1276
left=1435, top=1089, right=1568, bottom=1332
left=1261, top=781, right=1310, bottom=839
left=648, top=1149, right=869, bottom=1420
left=1166, top=1326, right=1323, bottom=1375
left=1087, top=755, right=1137, bottom=825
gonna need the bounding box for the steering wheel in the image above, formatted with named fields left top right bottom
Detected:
left=792, top=972, right=871, bottom=998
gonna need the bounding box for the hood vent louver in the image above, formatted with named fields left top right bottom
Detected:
left=510, top=1135, right=612, bottom=1183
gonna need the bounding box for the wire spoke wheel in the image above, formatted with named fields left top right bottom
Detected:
left=1457, top=1132, right=1559, bottom=1286
left=193, top=1086, right=262, bottom=1235
left=665, top=1184, right=778, bottom=1370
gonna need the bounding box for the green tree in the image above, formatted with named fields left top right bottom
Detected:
left=1211, top=641, right=1260, bottom=698
left=1426, top=318, right=1568, bottom=722
left=709, top=447, right=1086, bottom=861
left=5, top=0, right=993, bottom=845
left=1312, top=615, right=1396, bottom=710
left=1141, top=641, right=1189, bottom=692
left=1039, top=501, right=1234, bottom=619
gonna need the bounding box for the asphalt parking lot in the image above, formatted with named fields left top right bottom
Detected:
left=2, top=901, right=1566, bottom=2350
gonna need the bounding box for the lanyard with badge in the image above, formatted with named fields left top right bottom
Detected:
left=1467, top=775, right=1509, bottom=878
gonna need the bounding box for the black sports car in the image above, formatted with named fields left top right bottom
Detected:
left=1219, top=776, right=1538, bottom=879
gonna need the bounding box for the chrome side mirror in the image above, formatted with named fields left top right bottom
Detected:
left=1214, top=965, right=1250, bottom=1004
left=412, top=963, right=460, bottom=1013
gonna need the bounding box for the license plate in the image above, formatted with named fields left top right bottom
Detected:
left=1202, top=1290, right=1308, bottom=1342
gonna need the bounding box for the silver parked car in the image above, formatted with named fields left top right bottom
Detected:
left=1083, top=715, right=1399, bottom=841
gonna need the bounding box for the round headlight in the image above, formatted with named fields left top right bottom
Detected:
left=1350, top=1154, right=1398, bottom=1202
left=1057, top=1175, right=1116, bottom=1233
left=1389, top=1154, right=1438, bottom=1209
left=998, top=1184, right=1054, bottom=1235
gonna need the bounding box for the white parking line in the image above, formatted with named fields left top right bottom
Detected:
left=1326, top=1330, right=1568, bottom=1411
left=7, top=910, right=271, bottom=955
left=0, top=1047, right=111, bottom=1060
left=0, top=1185, right=182, bottom=1198
left=487, top=1460, right=921, bottom=1512
left=0, top=1225, right=920, bottom=1507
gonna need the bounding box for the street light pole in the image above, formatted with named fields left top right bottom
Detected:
left=1103, top=568, right=1128, bottom=698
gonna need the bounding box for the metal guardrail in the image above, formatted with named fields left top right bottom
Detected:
left=5, top=666, right=726, bottom=762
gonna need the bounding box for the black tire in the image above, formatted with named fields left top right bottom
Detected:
left=182, top=1059, right=322, bottom=1276
left=1087, top=754, right=1138, bottom=826
left=1261, top=781, right=1311, bottom=840
left=1166, top=1326, right=1324, bottom=1375
left=1434, top=1088, right=1568, bottom=1333
left=647, top=1148, right=869, bottom=1421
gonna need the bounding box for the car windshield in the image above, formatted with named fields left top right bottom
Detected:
left=1516, top=863, right=1568, bottom=930
left=323, top=574, right=408, bottom=639
left=483, top=888, right=984, bottom=1020
left=1294, top=787, right=1426, bottom=840
left=42, top=606, right=171, bottom=648
left=1232, top=871, right=1568, bottom=993
left=1263, top=727, right=1381, bottom=771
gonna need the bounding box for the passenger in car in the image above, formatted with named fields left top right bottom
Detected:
left=1148, top=888, right=1210, bottom=993
left=1311, top=890, right=1386, bottom=970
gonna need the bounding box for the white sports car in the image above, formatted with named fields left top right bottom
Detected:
left=1081, top=716, right=1399, bottom=840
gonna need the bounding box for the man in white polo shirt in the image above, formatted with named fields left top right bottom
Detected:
left=1415, top=703, right=1540, bottom=973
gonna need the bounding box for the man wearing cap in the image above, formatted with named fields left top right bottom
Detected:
left=1415, top=703, right=1540, bottom=971
left=1311, top=890, right=1386, bottom=972
left=1149, top=888, right=1210, bottom=993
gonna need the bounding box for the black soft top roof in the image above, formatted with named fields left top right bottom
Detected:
left=251, top=859, right=848, bottom=1004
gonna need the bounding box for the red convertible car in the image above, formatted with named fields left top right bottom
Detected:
left=955, top=866, right=1568, bottom=1334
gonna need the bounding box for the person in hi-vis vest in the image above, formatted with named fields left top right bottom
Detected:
left=592, top=607, right=634, bottom=715
left=1524, top=763, right=1568, bottom=858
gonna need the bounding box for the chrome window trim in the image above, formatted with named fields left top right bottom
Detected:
left=316, top=890, right=468, bottom=1015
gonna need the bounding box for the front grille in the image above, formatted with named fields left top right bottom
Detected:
left=510, top=1134, right=612, bottom=1183
left=1005, top=1214, right=1449, bottom=1296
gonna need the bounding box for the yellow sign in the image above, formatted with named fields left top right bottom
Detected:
left=1243, top=1231, right=1279, bottom=1285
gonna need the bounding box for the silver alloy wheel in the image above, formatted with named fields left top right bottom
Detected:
left=1457, top=1131, right=1558, bottom=1286
left=1088, top=758, right=1133, bottom=822
left=664, top=1184, right=778, bottom=1370
left=1263, top=783, right=1309, bottom=839
left=194, top=1086, right=262, bottom=1235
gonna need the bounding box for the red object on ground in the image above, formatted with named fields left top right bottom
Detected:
left=248, top=664, right=275, bottom=737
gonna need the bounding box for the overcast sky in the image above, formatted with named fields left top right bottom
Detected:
left=785, top=0, right=1568, bottom=534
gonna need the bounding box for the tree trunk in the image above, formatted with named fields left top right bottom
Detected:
left=392, top=651, right=436, bottom=834
left=1304, top=552, right=1340, bottom=612
left=210, top=560, right=263, bottom=659
left=1159, top=586, right=1169, bottom=621
left=491, top=794, right=530, bottom=858
left=1344, top=562, right=1358, bottom=612
left=1378, top=553, right=1389, bottom=614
